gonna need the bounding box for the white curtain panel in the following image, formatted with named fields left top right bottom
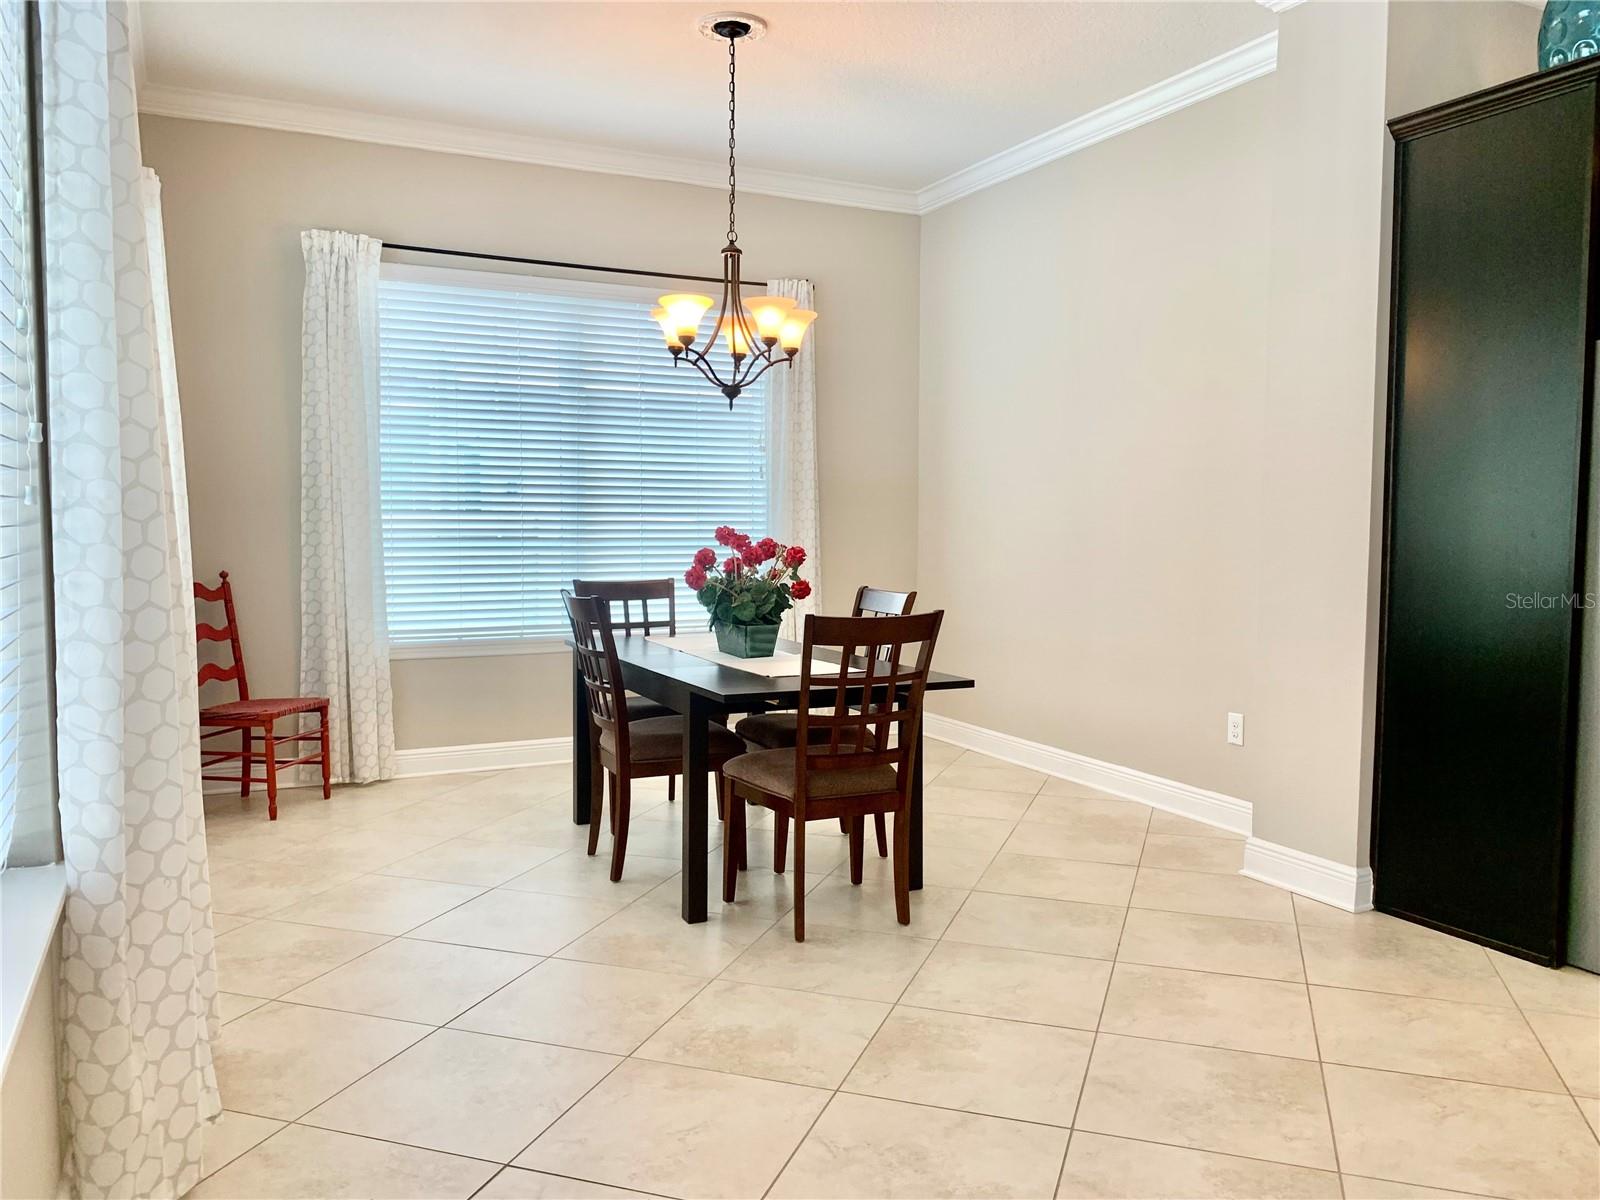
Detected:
left=299, top=229, right=395, bottom=783
left=42, top=4, right=220, bottom=1195
left=765, top=278, right=821, bottom=638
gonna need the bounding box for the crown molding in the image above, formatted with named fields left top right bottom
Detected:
left=139, top=32, right=1278, bottom=219
left=136, top=83, right=923, bottom=215
left=1257, top=0, right=1306, bottom=13
left=915, top=31, right=1278, bottom=213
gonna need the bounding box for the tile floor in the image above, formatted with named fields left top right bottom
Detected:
left=192, top=742, right=1600, bottom=1200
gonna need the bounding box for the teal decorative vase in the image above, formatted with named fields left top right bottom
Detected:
left=715, top=622, right=780, bottom=658
left=1540, top=2, right=1600, bottom=70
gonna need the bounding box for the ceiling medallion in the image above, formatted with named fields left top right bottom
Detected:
left=652, top=12, right=816, bottom=407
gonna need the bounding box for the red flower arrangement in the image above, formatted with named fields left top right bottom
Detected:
left=687, top=526, right=810, bottom=635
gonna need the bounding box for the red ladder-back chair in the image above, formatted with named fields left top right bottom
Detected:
left=195, top=571, right=331, bottom=819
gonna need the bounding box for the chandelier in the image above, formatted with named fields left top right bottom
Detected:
left=651, top=13, right=816, bottom=407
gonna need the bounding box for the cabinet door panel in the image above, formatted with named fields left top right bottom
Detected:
left=1377, top=83, right=1596, bottom=963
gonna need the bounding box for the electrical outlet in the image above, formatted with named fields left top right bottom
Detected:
left=1227, top=712, right=1244, bottom=746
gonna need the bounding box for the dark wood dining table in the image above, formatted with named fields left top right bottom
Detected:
left=570, top=634, right=976, bottom=923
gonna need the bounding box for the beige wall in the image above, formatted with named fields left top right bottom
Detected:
left=1, top=930, right=61, bottom=1200
left=139, top=115, right=920, bottom=748
left=919, top=77, right=1276, bottom=804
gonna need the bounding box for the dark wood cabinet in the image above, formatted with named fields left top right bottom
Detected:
left=1375, top=59, right=1600, bottom=966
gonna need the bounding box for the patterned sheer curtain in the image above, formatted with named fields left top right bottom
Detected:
left=765, top=278, right=821, bottom=637
left=299, top=229, right=395, bottom=783
left=42, top=3, right=220, bottom=1195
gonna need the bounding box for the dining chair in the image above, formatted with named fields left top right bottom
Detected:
left=194, top=570, right=331, bottom=820
left=563, top=590, right=744, bottom=881
left=735, top=585, right=917, bottom=862
left=721, top=609, right=943, bottom=940
left=573, top=577, right=681, bottom=803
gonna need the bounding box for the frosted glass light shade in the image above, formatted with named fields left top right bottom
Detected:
left=778, top=309, right=817, bottom=351
left=742, top=295, right=795, bottom=341
left=650, top=307, right=680, bottom=348
left=658, top=292, right=714, bottom=342
left=717, top=315, right=753, bottom=357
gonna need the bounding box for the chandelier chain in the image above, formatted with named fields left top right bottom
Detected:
left=726, top=33, right=738, bottom=244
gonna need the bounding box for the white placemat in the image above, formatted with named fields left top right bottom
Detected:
left=647, top=632, right=857, bottom=678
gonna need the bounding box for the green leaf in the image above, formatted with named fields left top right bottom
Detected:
left=730, top=599, right=757, bottom=622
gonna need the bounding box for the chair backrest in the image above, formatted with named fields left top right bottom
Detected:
left=563, top=590, right=631, bottom=761
left=853, top=586, right=917, bottom=619
left=193, top=570, right=250, bottom=701
left=794, top=610, right=944, bottom=803
left=572, top=578, right=676, bottom=637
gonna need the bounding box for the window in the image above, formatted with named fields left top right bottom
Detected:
left=0, top=0, right=55, bottom=869
left=378, top=265, right=769, bottom=648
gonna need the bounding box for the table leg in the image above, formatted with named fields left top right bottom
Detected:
left=910, top=717, right=925, bottom=891
left=680, top=695, right=711, bottom=923
left=572, top=659, right=598, bottom=826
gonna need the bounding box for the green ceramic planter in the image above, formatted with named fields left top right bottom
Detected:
left=715, top=621, right=780, bottom=658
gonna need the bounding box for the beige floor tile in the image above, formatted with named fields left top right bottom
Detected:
left=474, top=1168, right=656, bottom=1199
left=517, top=1058, right=828, bottom=1199
left=1131, top=866, right=1294, bottom=923
left=1325, top=1063, right=1600, bottom=1199
left=921, top=784, right=1034, bottom=820
left=844, top=1006, right=1092, bottom=1125
left=1100, top=963, right=1317, bottom=1058
left=377, top=837, right=567, bottom=887
left=686, top=863, right=832, bottom=924
left=275, top=827, right=457, bottom=875
left=1526, top=1009, right=1600, bottom=1097
left=1076, top=1034, right=1336, bottom=1170
left=933, top=757, right=1049, bottom=794
left=1311, top=986, right=1565, bottom=1091
left=304, top=1028, right=618, bottom=1162
left=556, top=896, right=774, bottom=976
left=189, top=1122, right=496, bottom=1199
left=1057, top=1131, right=1341, bottom=1199
left=604, top=819, right=722, bottom=861
left=281, top=937, right=538, bottom=1024
left=903, top=940, right=1111, bottom=1029
left=212, top=1001, right=429, bottom=1119
left=637, top=979, right=888, bottom=1087
left=977, top=853, right=1136, bottom=906
left=371, top=799, right=524, bottom=841
left=409, top=888, right=623, bottom=955
left=922, top=812, right=1018, bottom=854
left=204, top=818, right=324, bottom=863
left=215, top=919, right=388, bottom=998
left=453, top=957, right=706, bottom=1053
left=944, top=891, right=1124, bottom=959
left=265, top=872, right=484, bottom=935
left=1291, top=894, right=1356, bottom=926
left=1025, top=794, right=1152, bottom=831
left=795, top=878, right=968, bottom=939
left=209, top=857, right=361, bottom=918
left=921, top=738, right=965, bottom=769
left=1340, top=1176, right=1496, bottom=1199
left=1579, top=1095, right=1599, bottom=1138
left=770, top=1092, right=1069, bottom=1199
left=723, top=923, right=935, bottom=1001
left=219, top=992, right=269, bottom=1023
left=1139, top=833, right=1244, bottom=874
left=854, top=842, right=996, bottom=889
left=1003, top=819, right=1145, bottom=867
left=1298, top=919, right=1513, bottom=1006
left=466, top=807, right=594, bottom=849
left=211, top=912, right=255, bottom=934
left=1147, top=810, right=1244, bottom=840
left=1039, top=777, right=1132, bottom=801
left=199, top=1111, right=284, bottom=1180
left=503, top=848, right=679, bottom=901
left=1490, top=951, right=1600, bottom=1017
left=1118, top=908, right=1305, bottom=981
left=453, top=763, right=572, bottom=801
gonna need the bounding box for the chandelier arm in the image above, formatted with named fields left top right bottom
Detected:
left=736, top=351, right=792, bottom=391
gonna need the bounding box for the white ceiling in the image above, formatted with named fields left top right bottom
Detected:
left=135, top=1, right=1276, bottom=199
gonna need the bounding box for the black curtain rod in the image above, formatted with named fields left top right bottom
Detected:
left=381, top=242, right=765, bottom=289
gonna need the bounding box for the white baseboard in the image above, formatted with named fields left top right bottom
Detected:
left=1240, top=836, right=1373, bottom=913
left=393, top=736, right=572, bottom=778
left=922, top=713, right=1252, bottom=837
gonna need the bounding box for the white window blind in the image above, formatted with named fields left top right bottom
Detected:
left=378, top=265, right=769, bottom=646
left=0, top=0, right=54, bottom=870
